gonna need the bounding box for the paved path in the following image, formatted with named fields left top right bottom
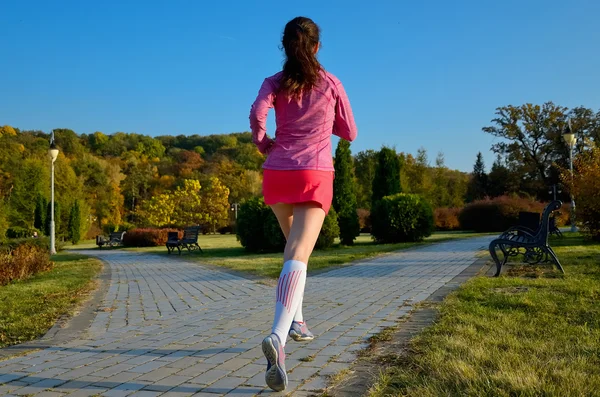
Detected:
left=0, top=237, right=492, bottom=396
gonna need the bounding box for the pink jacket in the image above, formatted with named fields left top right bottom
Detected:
left=250, top=70, right=357, bottom=171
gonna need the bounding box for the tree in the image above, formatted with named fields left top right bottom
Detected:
left=68, top=200, right=82, bottom=244
left=430, top=152, right=450, bottom=208
left=354, top=150, right=377, bottom=209
left=0, top=200, right=8, bottom=241
left=140, top=191, right=176, bottom=227
left=200, top=177, right=231, bottom=233
left=372, top=146, right=401, bottom=203
left=482, top=102, right=567, bottom=194
left=563, top=146, right=600, bottom=240
left=333, top=140, right=360, bottom=245
left=466, top=152, right=488, bottom=202
left=401, top=148, right=432, bottom=197
left=8, top=159, right=48, bottom=228
left=140, top=178, right=230, bottom=230
left=487, top=155, right=511, bottom=197
left=34, top=194, right=48, bottom=233
left=0, top=125, right=17, bottom=136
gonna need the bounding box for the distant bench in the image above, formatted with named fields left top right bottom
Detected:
left=166, top=226, right=202, bottom=255
left=96, top=231, right=126, bottom=248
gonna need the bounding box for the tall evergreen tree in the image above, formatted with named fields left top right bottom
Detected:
left=68, top=200, right=82, bottom=244
left=34, top=194, right=48, bottom=233
left=372, top=146, right=401, bottom=203
left=333, top=140, right=360, bottom=245
left=466, top=152, right=488, bottom=202
left=354, top=150, right=378, bottom=210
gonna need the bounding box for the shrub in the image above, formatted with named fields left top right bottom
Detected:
left=68, top=200, right=82, bottom=244
left=6, top=227, right=34, bottom=239
left=315, top=207, right=340, bottom=250
left=458, top=195, right=544, bottom=232
left=372, top=147, right=401, bottom=203
left=236, top=197, right=285, bottom=253
left=218, top=225, right=233, bottom=234
left=0, top=241, right=53, bottom=286
left=371, top=193, right=434, bottom=243
left=333, top=140, right=360, bottom=245
left=565, top=147, right=600, bottom=240
left=357, top=208, right=371, bottom=233
left=434, top=207, right=461, bottom=231
left=122, top=228, right=182, bottom=247
left=0, top=201, right=8, bottom=242
left=237, top=197, right=341, bottom=252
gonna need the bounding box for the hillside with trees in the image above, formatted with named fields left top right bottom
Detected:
left=0, top=101, right=598, bottom=241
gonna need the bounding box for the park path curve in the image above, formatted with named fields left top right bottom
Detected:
left=0, top=236, right=493, bottom=397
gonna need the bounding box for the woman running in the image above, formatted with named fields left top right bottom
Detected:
left=249, top=16, right=357, bottom=392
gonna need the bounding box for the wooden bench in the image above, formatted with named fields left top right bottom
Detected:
left=488, top=200, right=565, bottom=277
left=96, top=231, right=126, bottom=248
left=166, top=226, right=202, bottom=255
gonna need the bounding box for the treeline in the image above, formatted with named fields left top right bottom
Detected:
left=0, top=127, right=470, bottom=241
left=0, top=100, right=598, bottom=242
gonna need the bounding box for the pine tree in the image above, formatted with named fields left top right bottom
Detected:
left=487, top=155, right=512, bottom=197
left=68, top=200, right=82, bottom=244
left=34, top=194, right=48, bottom=233
left=466, top=152, right=488, bottom=202
left=372, top=146, right=401, bottom=203
left=333, top=140, right=360, bottom=245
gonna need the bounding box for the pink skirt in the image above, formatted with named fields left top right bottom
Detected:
left=263, top=169, right=334, bottom=214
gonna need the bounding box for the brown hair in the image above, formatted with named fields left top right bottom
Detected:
left=280, top=17, right=322, bottom=97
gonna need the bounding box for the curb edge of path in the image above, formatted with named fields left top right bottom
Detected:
left=0, top=254, right=112, bottom=360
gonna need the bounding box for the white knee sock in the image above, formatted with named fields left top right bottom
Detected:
left=293, top=296, right=304, bottom=323
left=271, top=260, right=307, bottom=347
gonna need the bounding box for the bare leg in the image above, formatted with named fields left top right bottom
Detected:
left=270, top=203, right=321, bottom=326
left=284, top=204, right=326, bottom=263
left=270, top=203, right=293, bottom=239
left=268, top=203, right=325, bottom=343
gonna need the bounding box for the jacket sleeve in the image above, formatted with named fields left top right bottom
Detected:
left=332, top=82, right=358, bottom=142
left=249, top=78, right=276, bottom=154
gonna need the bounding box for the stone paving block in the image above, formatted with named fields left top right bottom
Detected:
left=224, top=386, right=262, bottom=396
left=92, top=363, right=136, bottom=378
left=299, top=375, right=328, bottom=392
left=189, top=369, right=231, bottom=386
left=163, top=383, right=205, bottom=395
left=31, top=392, right=68, bottom=397
left=66, top=385, right=109, bottom=396
left=230, top=363, right=263, bottom=379
left=129, top=360, right=171, bottom=374
left=201, top=376, right=246, bottom=394
left=176, top=363, right=216, bottom=378
left=128, top=391, right=162, bottom=397
left=135, top=366, right=181, bottom=382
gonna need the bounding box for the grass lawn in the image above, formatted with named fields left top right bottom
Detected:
left=122, top=231, right=490, bottom=279
left=368, top=233, right=600, bottom=396
left=0, top=253, right=102, bottom=348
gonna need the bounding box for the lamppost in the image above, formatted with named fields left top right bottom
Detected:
left=548, top=184, right=561, bottom=201
left=49, top=132, right=59, bottom=254
left=230, top=203, right=239, bottom=220
left=563, top=120, right=577, bottom=233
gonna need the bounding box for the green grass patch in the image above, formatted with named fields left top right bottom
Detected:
left=0, top=252, right=102, bottom=348
left=123, top=232, right=490, bottom=279
left=369, top=233, right=600, bottom=396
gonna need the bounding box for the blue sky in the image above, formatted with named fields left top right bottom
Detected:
left=2, top=0, right=599, bottom=172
